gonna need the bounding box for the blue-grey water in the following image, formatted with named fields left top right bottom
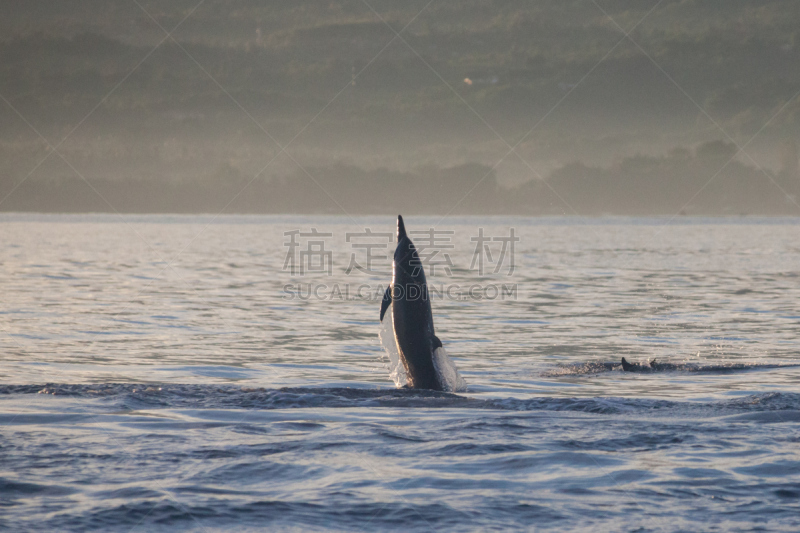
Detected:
left=1, top=214, right=799, bottom=531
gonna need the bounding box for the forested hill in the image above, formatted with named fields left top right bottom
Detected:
left=1, top=1, right=798, bottom=214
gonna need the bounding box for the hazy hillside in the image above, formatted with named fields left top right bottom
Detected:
left=1, top=0, right=798, bottom=214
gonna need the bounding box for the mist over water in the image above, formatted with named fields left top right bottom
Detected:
left=1, top=2, right=799, bottom=215
left=2, top=215, right=800, bottom=531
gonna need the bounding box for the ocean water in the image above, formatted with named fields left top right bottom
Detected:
left=1, top=214, right=799, bottom=531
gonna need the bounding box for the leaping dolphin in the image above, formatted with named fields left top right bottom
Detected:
left=380, top=215, right=463, bottom=391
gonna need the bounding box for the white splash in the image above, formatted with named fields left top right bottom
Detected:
left=378, top=303, right=466, bottom=392
left=378, top=304, right=408, bottom=387
left=432, top=345, right=467, bottom=392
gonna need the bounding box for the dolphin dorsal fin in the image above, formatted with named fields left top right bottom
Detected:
left=397, top=215, right=407, bottom=240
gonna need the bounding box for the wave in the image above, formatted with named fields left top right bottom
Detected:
left=2, top=384, right=800, bottom=415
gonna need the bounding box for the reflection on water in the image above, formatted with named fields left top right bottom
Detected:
left=1, top=214, right=799, bottom=531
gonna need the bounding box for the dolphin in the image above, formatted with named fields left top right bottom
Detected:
left=618, top=357, right=800, bottom=374
left=621, top=357, right=673, bottom=372
left=380, top=215, right=461, bottom=391
left=621, top=357, right=653, bottom=372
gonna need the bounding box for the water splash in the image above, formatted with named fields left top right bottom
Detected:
left=377, top=303, right=465, bottom=391
left=432, top=346, right=467, bottom=392
left=378, top=303, right=407, bottom=387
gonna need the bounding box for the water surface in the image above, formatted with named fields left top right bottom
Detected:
left=1, top=214, right=799, bottom=531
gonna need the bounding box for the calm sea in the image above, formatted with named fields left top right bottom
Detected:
left=1, top=214, right=799, bottom=531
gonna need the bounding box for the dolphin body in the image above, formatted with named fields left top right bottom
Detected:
left=619, top=357, right=800, bottom=374
left=380, top=215, right=447, bottom=390
left=621, top=357, right=665, bottom=373
left=621, top=357, right=692, bottom=372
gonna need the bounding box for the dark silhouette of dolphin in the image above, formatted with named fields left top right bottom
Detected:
left=621, top=357, right=654, bottom=372
left=620, top=357, right=800, bottom=374
left=380, top=215, right=444, bottom=390
left=621, top=357, right=670, bottom=372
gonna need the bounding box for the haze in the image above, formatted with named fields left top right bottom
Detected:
left=1, top=0, right=799, bottom=215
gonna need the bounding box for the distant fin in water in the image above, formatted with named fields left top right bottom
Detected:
left=620, top=357, right=657, bottom=373
left=547, top=359, right=800, bottom=377
left=621, top=357, right=637, bottom=372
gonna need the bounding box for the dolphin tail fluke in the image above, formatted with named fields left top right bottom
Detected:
left=380, top=285, right=392, bottom=322
left=397, top=215, right=407, bottom=240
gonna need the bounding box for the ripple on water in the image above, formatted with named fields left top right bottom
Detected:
left=3, top=216, right=800, bottom=530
